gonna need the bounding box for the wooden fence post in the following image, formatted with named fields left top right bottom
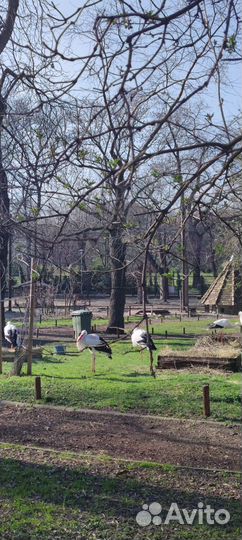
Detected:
left=35, top=376, right=42, bottom=400
left=27, top=258, right=35, bottom=376
left=203, top=384, right=210, bottom=417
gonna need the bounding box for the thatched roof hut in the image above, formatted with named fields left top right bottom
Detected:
left=200, top=258, right=242, bottom=314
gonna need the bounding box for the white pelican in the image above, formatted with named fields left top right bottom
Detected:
left=76, top=330, right=112, bottom=372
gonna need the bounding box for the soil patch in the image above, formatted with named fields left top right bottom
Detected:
left=0, top=402, right=240, bottom=471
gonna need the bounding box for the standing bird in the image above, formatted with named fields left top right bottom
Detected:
left=131, top=328, right=157, bottom=354
left=76, top=330, right=112, bottom=373
left=4, top=321, right=18, bottom=349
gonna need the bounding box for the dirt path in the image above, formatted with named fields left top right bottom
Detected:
left=0, top=402, right=240, bottom=471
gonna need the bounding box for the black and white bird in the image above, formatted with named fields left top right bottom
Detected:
left=76, top=330, right=112, bottom=372
left=209, top=312, right=242, bottom=341
left=209, top=315, right=242, bottom=330
left=4, top=321, right=18, bottom=348
left=131, top=328, right=157, bottom=354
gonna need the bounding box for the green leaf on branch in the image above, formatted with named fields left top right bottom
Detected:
left=108, top=158, right=122, bottom=170
left=95, top=154, right=103, bottom=164
left=215, top=244, right=225, bottom=256
left=16, top=214, right=25, bottom=222
left=31, top=207, right=40, bottom=217
left=151, top=169, right=161, bottom=178
left=78, top=203, right=87, bottom=211
left=123, top=222, right=135, bottom=230
left=226, top=34, right=237, bottom=52
left=78, top=150, right=88, bottom=160
left=35, top=129, right=43, bottom=140
left=173, top=174, right=183, bottom=184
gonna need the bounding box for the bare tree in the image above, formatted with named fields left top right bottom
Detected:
left=1, top=0, right=241, bottom=337
left=0, top=0, right=81, bottom=331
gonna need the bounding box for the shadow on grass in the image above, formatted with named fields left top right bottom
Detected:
left=211, top=396, right=241, bottom=404
left=159, top=341, right=195, bottom=348
left=0, top=456, right=240, bottom=531
left=38, top=374, right=91, bottom=381
left=121, top=372, right=152, bottom=378
left=39, top=373, right=151, bottom=384
left=35, top=358, right=65, bottom=365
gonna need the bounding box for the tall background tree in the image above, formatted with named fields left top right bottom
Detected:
left=0, top=0, right=241, bottom=334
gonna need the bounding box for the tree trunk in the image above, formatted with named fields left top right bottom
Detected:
left=159, top=239, right=169, bottom=302
left=181, top=195, right=189, bottom=311
left=136, top=267, right=148, bottom=305
left=160, top=273, right=169, bottom=302
left=8, top=232, right=13, bottom=311
left=11, top=350, right=26, bottom=376
left=0, top=96, right=10, bottom=335
left=106, top=227, right=126, bottom=334
left=211, top=248, right=218, bottom=277
left=154, top=273, right=159, bottom=297
left=192, top=263, right=201, bottom=289
left=136, top=277, right=143, bottom=304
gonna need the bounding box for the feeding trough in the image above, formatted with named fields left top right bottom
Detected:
left=2, top=347, right=43, bottom=362
left=55, top=344, right=66, bottom=355
left=156, top=337, right=242, bottom=372
left=156, top=354, right=241, bottom=371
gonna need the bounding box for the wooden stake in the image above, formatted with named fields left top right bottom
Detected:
left=27, top=258, right=35, bottom=376
left=92, top=351, right=96, bottom=373
left=35, top=376, right=41, bottom=399
left=203, top=384, right=210, bottom=417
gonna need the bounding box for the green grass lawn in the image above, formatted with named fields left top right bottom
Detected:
left=0, top=339, right=241, bottom=422
left=0, top=443, right=240, bottom=540
left=11, top=314, right=242, bottom=340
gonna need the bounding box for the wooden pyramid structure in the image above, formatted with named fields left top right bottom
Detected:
left=201, top=257, right=242, bottom=314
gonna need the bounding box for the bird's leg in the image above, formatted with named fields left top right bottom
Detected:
left=92, top=350, right=96, bottom=373
left=219, top=332, right=224, bottom=345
